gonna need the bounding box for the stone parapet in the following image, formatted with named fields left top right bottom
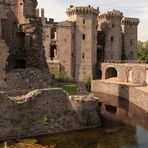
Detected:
left=121, top=17, right=140, bottom=26
left=99, top=9, right=123, bottom=20
left=66, top=5, right=99, bottom=16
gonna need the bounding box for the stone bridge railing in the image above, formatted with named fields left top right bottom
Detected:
left=98, top=60, right=148, bottom=64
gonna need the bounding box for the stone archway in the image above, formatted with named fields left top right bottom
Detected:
left=105, top=67, right=117, bottom=79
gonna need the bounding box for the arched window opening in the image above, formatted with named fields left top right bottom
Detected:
left=105, top=67, right=117, bottom=79
left=51, top=27, right=56, bottom=40
left=50, top=43, right=57, bottom=60
left=14, top=59, right=26, bottom=69
left=111, top=36, right=114, bottom=42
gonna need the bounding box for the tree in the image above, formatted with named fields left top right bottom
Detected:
left=137, top=40, right=148, bottom=63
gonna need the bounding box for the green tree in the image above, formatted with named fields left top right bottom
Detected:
left=138, top=40, right=148, bottom=63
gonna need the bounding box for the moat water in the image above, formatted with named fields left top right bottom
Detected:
left=0, top=94, right=148, bottom=148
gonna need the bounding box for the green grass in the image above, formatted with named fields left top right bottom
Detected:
left=61, top=83, right=77, bottom=96
left=33, top=90, right=43, bottom=98
left=50, top=68, right=74, bottom=81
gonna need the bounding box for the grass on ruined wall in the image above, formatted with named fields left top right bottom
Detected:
left=61, top=83, right=77, bottom=96
left=50, top=69, right=73, bottom=81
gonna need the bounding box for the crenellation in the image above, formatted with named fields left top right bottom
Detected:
left=121, top=17, right=140, bottom=26
left=66, top=5, right=99, bottom=17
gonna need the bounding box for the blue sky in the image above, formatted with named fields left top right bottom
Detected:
left=37, top=0, right=148, bottom=41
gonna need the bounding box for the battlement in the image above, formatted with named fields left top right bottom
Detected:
left=99, top=9, right=123, bottom=20
left=36, top=8, right=55, bottom=24
left=66, top=5, right=99, bottom=16
left=121, top=17, right=139, bottom=26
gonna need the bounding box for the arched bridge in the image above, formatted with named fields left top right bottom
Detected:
left=97, top=61, right=148, bottom=85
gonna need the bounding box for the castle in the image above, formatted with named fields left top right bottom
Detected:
left=0, top=0, right=139, bottom=90
left=39, top=5, right=139, bottom=81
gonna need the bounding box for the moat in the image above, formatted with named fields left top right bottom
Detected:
left=0, top=95, right=147, bottom=148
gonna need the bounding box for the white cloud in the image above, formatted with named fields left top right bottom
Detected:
left=37, top=0, right=148, bottom=41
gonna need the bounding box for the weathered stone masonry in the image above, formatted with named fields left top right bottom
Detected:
left=0, top=0, right=51, bottom=90
left=0, top=88, right=101, bottom=141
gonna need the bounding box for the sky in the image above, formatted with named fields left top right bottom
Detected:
left=37, top=0, right=148, bottom=41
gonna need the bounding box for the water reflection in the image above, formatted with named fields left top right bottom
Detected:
left=0, top=93, right=148, bottom=148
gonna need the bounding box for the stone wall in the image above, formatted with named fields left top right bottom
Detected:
left=91, top=80, right=148, bottom=112
left=1, top=68, right=51, bottom=91
left=0, top=88, right=101, bottom=141
left=57, top=21, right=75, bottom=78
left=0, top=40, right=9, bottom=87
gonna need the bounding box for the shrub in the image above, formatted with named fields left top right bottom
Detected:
left=50, top=69, right=74, bottom=81
left=84, top=76, right=91, bottom=87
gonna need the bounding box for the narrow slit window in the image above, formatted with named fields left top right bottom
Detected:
left=111, top=36, right=114, bottom=42
left=130, top=39, right=133, bottom=45
left=83, top=34, right=85, bottom=40
left=82, top=53, right=85, bottom=59
left=83, top=19, right=85, bottom=24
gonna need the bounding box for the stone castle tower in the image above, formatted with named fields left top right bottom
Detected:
left=98, top=10, right=123, bottom=60
left=66, top=5, right=99, bottom=81
left=98, top=10, right=139, bottom=62
left=121, top=17, right=139, bottom=60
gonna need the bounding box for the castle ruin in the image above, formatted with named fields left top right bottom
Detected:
left=0, top=0, right=139, bottom=90
left=0, top=0, right=51, bottom=91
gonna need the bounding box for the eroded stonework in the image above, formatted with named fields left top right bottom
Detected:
left=0, top=0, right=51, bottom=91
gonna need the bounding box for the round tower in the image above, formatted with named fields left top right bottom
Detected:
left=98, top=10, right=123, bottom=60
left=121, top=17, right=139, bottom=60
left=66, top=5, right=99, bottom=81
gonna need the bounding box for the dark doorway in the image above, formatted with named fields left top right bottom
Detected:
left=14, top=59, right=26, bottom=69
left=98, top=70, right=102, bottom=79
left=50, top=44, right=57, bottom=60
left=16, top=32, right=25, bottom=49
left=97, top=48, right=103, bottom=62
